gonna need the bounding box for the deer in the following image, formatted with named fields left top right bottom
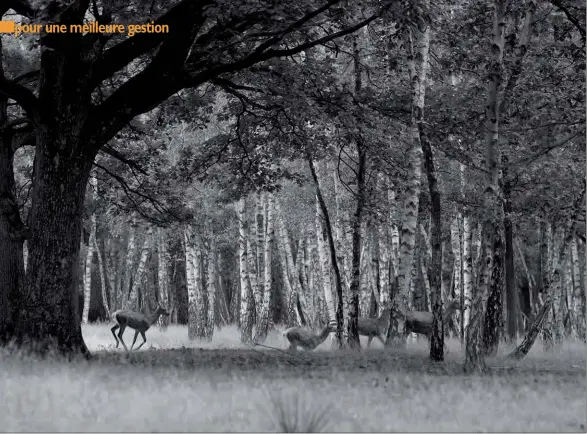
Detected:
left=358, top=308, right=392, bottom=347
left=110, top=305, right=170, bottom=351
left=283, top=324, right=334, bottom=351
left=403, top=299, right=464, bottom=339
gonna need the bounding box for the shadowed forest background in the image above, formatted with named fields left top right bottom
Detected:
left=0, top=0, right=585, bottom=431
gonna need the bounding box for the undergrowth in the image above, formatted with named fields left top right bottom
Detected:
left=0, top=324, right=584, bottom=432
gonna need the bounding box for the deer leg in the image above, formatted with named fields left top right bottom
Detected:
left=111, top=325, right=120, bottom=348
left=367, top=336, right=373, bottom=348
left=135, top=331, right=147, bottom=351
left=130, top=330, right=140, bottom=351
left=117, top=325, right=129, bottom=351
left=376, top=334, right=386, bottom=346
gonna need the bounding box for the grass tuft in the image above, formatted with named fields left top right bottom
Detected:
left=261, top=387, right=333, bottom=432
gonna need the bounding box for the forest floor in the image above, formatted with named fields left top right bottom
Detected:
left=0, top=324, right=585, bottom=432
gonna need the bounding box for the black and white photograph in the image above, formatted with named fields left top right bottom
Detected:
left=0, top=0, right=585, bottom=431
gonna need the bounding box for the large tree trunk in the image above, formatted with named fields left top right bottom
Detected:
left=0, top=92, right=26, bottom=345
left=387, top=23, right=425, bottom=347
left=464, top=0, right=505, bottom=374
left=13, top=138, right=92, bottom=355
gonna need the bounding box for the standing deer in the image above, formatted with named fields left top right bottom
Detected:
left=283, top=324, right=334, bottom=351
left=403, top=299, right=464, bottom=339
left=111, top=305, right=170, bottom=351
left=358, top=308, right=392, bottom=347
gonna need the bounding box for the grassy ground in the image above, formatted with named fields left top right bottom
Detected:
left=0, top=324, right=585, bottom=432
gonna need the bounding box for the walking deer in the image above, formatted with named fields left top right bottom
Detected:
left=111, top=305, right=169, bottom=351
left=358, top=308, right=392, bottom=347
left=403, top=299, right=464, bottom=339
left=283, top=324, right=334, bottom=351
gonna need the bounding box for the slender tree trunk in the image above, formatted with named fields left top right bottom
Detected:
left=503, top=172, right=517, bottom=341
left=315, top=196, right=337, bottom=334
left=332, top=160, right=349, bottom=337
left=570, top=238, right=584, bottom=340
left=206, top=236, right=216, bottom=341
left=420, top=106, right=443, bottom=361
left=254, top=194, right=274, bottom=342
left=255, top=192, right=264, bottom=320
left=127, top=228, right=152, bottom=311
left=193, top=235, right=207, bottom=339
left=541, top=221, right=555, bottom=350
left=238, top=198, right=254, bottom=343
left=185, top=226, right=198, bottom=340
left=94, top=236, right=110, bottom=320
left=157, top=229, right=170, bottom=328
left=82, top=187, right=96, bottom=324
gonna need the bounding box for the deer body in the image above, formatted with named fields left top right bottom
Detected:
left=283, top=325, right=333, bottom=351
left=111, top=306, right=169, bottom=351
left=358, top=308, right=391, bottom=347
left=404, top=299, right=462, bottom=339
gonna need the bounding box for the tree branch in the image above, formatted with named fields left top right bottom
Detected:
left=0, top=77, right=40, bottom=127
left=550, top=0, right=586, bottom=40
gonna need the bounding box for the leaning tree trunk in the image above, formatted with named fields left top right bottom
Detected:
left=308, top=156, right=345, bottom=347
left=332, top=159, right=349, bottom=338
left=509, top=182, right=585, bottom=359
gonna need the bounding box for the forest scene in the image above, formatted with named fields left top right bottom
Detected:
left=0, top=0, right=585, bottom=431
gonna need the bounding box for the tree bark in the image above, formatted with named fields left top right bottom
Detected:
left=237, top=198, right=254, bottom=343
left=156, top=228, right=170, bottom=328
left=254, top=193, right=274, bottom=342
left=206, top=235, right=216, bottom=341
left=0, top=83, right=25, bottom=345
left=420, top=116, right=443, bottom=362
left=13, top=141, right=92, bottom=355
left=464, top=0, right=506, bottom=374
left=503, top=172, right=517, bottom=341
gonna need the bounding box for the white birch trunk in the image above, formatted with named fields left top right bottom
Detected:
left=237, top=198, right=254, bottom=343
left=315, top=197, right=337, bottom=332
left=254, top=194, right=274, bottom=342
